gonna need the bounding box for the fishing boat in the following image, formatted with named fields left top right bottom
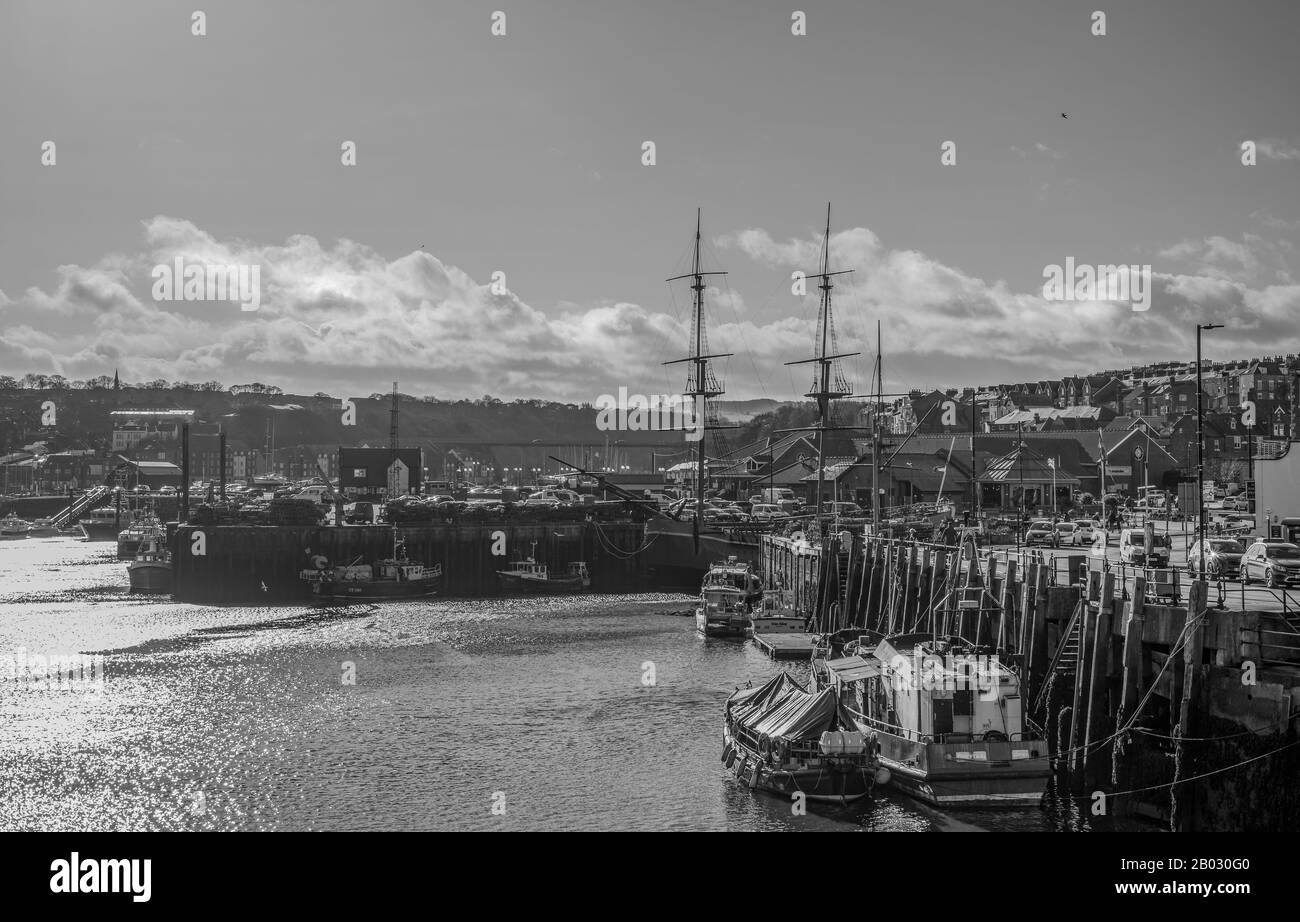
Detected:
left=748, top=588, right=807, bottom=634
left=127, top=533, right=173, bottom=594
left=79, top=506, right=125, bottom=541
left=817, top=632, right=1051, bottom=806
left=695, top=556, right=762, bottom=636
left=300, top=529, right=442, bottom=602
left=117, top=516, right=164, bottom=560
left=0, top=513, right=31, bottom=539
left=496, top=544, right=590, bottom=594
left=723, top=672, right=884, bottom=803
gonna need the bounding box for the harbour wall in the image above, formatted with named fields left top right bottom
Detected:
left=171, top=521, right=650, bottom=602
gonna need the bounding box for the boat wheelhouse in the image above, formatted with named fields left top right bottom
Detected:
left=723, top=671, right=881, bottom=804
left=0, top=513, right=31, bottom=539
left=820, top=633, right=1051, bottom=806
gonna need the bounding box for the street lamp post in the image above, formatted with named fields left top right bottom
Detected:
left=1196, top=322, right=1223, bottom=575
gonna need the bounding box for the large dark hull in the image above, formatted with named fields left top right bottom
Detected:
left=128, top=561, right=173, bottom=594
left=643, top=518, right=765, bottom=587
left=80, top=521, right=122, bottom=541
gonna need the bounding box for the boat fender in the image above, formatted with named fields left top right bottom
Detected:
left=721, top=742, right=733, bottom=764
left=725, top=750, right=737, bottom=770
left=757, top=734, right=772, bottom=760
left=874, top=767, right=892, bottom=786
left=749, top=763, right=761, bottom=789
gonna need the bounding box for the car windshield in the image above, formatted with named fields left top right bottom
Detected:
left=1057, top=524, right=1075, bottom=531
left=1211, top=540, right=1243, bottom=552
left=1266, top=546, right=1300, bottom=559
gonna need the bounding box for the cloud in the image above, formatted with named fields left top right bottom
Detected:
left=7, top=217, right=1300, bottom=400
left=1257, top=139, right=1300, bottom=162
left=1033, top=142, right=1063, bottom=160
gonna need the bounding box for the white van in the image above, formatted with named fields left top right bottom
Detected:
left=294, top=484, right=336, bottom=504
left=1119, top=528, right=1170, bottom=565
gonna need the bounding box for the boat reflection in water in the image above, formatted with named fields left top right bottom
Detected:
left=723, top=672, right=886, bottom=804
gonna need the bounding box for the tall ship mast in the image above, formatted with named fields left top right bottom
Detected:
left=782, top=203, right=860, bottom=521
left=663, top=209, right=732, bottom=550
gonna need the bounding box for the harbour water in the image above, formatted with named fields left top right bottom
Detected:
left=0, top=538, right=1066, bottom=831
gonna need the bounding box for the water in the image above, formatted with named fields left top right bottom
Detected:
left=0, top=538, right=1061, bottom=831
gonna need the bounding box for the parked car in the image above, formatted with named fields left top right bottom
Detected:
left=1241, top=542, right=1300, bottom=587
left=344, top=501, right=378, bottom=525
left=1024, top=520, right=1057, bottom=547
left=1054, top=521, right=1082, bottom=546
left=750, top=504, right=790, bottom=523
left=1187, top=538, right=1245, bottom=578
left=829, top=502, right=865, bottom=518
left=1118, top=528, right=1171, bottom=566
left=1073, top=520, right=1095, bottom=544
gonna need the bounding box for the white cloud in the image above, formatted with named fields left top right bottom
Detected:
left=1257, top=139, right=1300, bottom=162
left=6, top=217, right=1300, bottom=399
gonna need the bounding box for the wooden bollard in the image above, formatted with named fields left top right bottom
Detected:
left=1083, top=571, right=1118, bottom=788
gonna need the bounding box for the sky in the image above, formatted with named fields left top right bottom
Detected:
left=1, top=0, right=1298, bottom=402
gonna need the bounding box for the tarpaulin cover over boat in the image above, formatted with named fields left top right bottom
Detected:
left=727, top=672, right=854, bottom=742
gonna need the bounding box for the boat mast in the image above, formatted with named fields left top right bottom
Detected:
left=664, top=209, right=731, bottom=550
left=872, top=320, right=882, bottom=526
left=784, top=204, right=857, bottom=521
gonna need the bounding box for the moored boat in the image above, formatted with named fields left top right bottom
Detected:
left=28, top=517, right=65, bottom=537
left=0, top=513, right=32, bottom=539
left=300, top=529, right=442, bottom=602
left=695, top=556, right=762, bottom=636
left=496, top=544, right=590, bottom=594
left=118, top=516, right=164, bottom=560
left=127, top=534, right=173, bottom=594
left=723, top=672, right=883, bottom=803
left=818, top=632, right=1051, bottom=806
left=79, top=506, right=125, bottom=541
left=748, top=588, right=807, bottom=634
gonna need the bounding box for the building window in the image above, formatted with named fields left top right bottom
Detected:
left=352, top=467, right=367, bottom=478
left=1233, top=437, right=1242, bottom=449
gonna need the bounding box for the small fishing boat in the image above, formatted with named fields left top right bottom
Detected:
left=0, top=513, right=32, bottom=539
left=127, top=533, right=173, bottom=594
left=496, top=543, right=590, bottom=594
left=117, top=516, right=164, bottom=560
left=748, top=588, right=806, bottom=634
left=723, top=672, right=884, bottom=803
left=300, top=529, right=443, bottom=602
left=695, top=557, right=762, bottom=637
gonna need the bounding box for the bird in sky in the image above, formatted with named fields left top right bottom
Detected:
left=1061, top=112, right=1068, bottom=119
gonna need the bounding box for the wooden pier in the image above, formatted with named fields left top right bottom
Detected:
left=760, top=531, right=1300, bottom=831
left=752, top=631, right=818, bottom=660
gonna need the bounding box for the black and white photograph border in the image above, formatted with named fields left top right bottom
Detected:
left=0, top=0, right=1296, bottom=870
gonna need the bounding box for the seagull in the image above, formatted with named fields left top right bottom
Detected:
left=260, top=581, right=268, bottom=593
left=1061, top=112, right=1068, bottom=119
left=296, top=320, right=331, bottom=337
